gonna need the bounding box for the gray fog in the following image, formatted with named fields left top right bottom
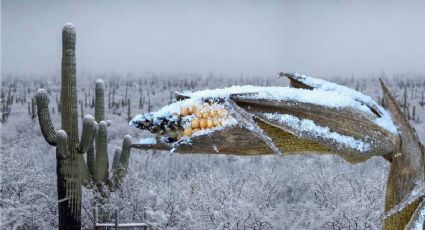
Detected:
left=2, top=0, right=425, bottom=77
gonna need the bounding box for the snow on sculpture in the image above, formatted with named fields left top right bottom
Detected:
left=129, top=73, right=425, bottom=229
left=129, top=73, right=398, bottom=162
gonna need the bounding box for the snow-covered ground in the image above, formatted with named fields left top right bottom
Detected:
left=1, top=73, right=424, bottom=229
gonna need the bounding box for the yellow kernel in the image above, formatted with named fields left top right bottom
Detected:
left=191, top=119, right=200, bottom=129
left=180, top=107, right=189, bottom=116
left=200, top=119, right=208, bottom=129
left=213, top=120, right=220, bottom=127
left=207, top=119, right=214, bottom=128
left=189, top=106, right=196, bottom=114
left=195, top=112, right=202, bottom=118
left=210, top=110, right=217, bottom=117
left=183, top=128, right=193, bottom=136
left=202, top=113, right=209, bottom=119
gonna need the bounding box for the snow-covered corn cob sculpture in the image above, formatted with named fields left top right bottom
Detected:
left=130, top=73, right=398, bottom=161
left=130, top=73, right=425, bottom=229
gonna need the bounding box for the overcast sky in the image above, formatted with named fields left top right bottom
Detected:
left=2, top=0, right=425, bottom=77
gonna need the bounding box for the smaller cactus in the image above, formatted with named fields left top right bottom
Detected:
left=139, top=96, right=143, bottom=109
left=412, top=106, right=416, bottom=121
left=111, top=135, right=132, bottom=187
left=419, top=91, right=424, bottom=108
left=84, top=92, right=88, bottom=107
left=27, top=101, right=31, bottom=117
left=95, top=80, right=106, bottom=122
left=80, top=101, right=84, bottom=121
left=94, top=121, right=109, bottom=182
left=127, top=98, right=131, bottom=122
left=403, top=85, right=407, bottom=117
left=31, top=96, right=37, bottom=119
left=87, top=79, right=132, bottom=192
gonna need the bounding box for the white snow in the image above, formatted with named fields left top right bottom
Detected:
left=410, top=203, right=425, bottom=230
left=179, top=84, right=397, bottom=134
left=187, top=85, right=368, bottom=110
left=384, top=182, right=425, bottom=219
left=129, top=97, right=237, bottom=131
left=262, top=112, right=371, bottom=153
left=291, top=73, right=398, bottom=134
left=130, top=74, right=398, bottom=139
left=138, top=137, right=157, bottom=145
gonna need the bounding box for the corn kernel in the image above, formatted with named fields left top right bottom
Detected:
left=191, top=119, right=200, bottom=129
left=202, top=112, right=209, bottom=119
left=207, top=119, right=214, bottom=128
left=213, top=120, right=220, bottom=127
left=200, top=119, right=208, bottom=129
left=183, top=128, right=193, bottom=136
left=195, top=112, right=202, bottom=118
left=180, top=107, right=189, bottom=116
left=189, top=106, right=197, bottom=114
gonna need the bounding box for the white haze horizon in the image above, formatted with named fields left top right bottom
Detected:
left=2, top=0, right=425, bottom=78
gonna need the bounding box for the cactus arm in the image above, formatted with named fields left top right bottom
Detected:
left=80, top=101, right=84, bottom=121
left=86, top=145, right=95, bottom=176
left=31, top=96, right=37, bottom=119
left=86, top=121, right=98, bottom=176
left=111, top=135, right=132, bottom=188
left=27, top=101, right=31, bottom=116
left=94, top=121, right=109, bottom=181
left=111, top=147, right=122, bottom=171
left=77, top=115, right=96, bottom=153
left=56, top=130, right=69, bottom=159
left=119, top=135, right=132, bottom=167
left=127, top=98, right=131, bottom=121
left=78, top=155, right=91, bottom=186
left=94, top=79, right=105, bottom=123
left=36, top=89, right=57, bottom=146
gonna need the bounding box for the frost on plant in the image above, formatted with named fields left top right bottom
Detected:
left=129, top=73, right=397, bottom=162
left=262, top=112, right=371, bottom=153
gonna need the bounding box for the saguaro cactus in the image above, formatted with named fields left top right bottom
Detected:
left=36, top=24, right=132, bottom=230
left=86, top=79, right=130, bottom=190
left=127, top=98, right=131, bottom=122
